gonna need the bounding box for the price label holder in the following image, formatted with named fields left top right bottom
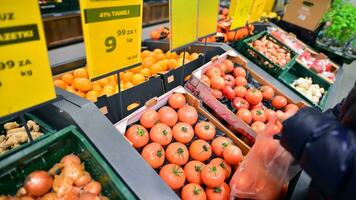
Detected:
left=230, top=0, right=254, bottom=30
left=197, top=0, right=219, bottom=39
left=249, top=0, right=267, bottom=22
left=80, top=0, right=143, bottom=80
left=0, top=0, right=56, bottom=120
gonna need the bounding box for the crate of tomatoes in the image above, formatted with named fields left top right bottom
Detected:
left=115, top=86, right=250, bottom=199
left=186, top=51, right=305, bottom=145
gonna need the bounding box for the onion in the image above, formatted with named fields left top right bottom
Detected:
left=61, top=163, right=84, bottom=182
left=79, top=193, right=101, bottom=200
left=20, top=196, right=35, bottom=200
left=41, top=193, right=58, bottom=200
left=74, top=171, right=92, bottom=187
left=60, top=154, right=81, bottom=166
left=24, top=171, right=53, bottom=197
left=16, top=187, right=27, bottom=197
left=60, top=187, right=79, bottom=200
left=83, top=181, right=102, bottom=195
left=53, top=175, right=73, bottom=197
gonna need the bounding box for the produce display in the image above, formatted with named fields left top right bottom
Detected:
left=268, top=27, right=305, bottom=54
left=291, top=77, right=325, bottom=105
left=54, top=49, right=199, bottom=102
left=124, top=92, right=245, bottom=199
left=0, top=154, right=108, bottom=200
left=0, top=120, right=43, bottom=154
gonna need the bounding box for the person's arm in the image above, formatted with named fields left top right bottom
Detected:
left=280, top=107, right=356, bottom=198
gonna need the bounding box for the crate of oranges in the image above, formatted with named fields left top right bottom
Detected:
left=115, top=86, right=250, bottom=199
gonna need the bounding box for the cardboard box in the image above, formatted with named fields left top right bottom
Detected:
left=282, top=0, right=332, bottom=31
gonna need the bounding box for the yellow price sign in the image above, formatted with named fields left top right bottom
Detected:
left=170, top=0, right=198, bottom=50
left=197, top=0, right=219, bottom=38
left=230, top=0, right=254, bottom=30
left=249, top=0, right=267, bottom=22
left=0, top=0, right=56, bottom=118
left=228, top=0, right=237, bottom=18
left=80, top=0, right=143, bottom=80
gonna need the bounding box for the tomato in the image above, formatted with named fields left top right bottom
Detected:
left=209, top=158, right=231, bottom=179
left=272, top=95, right=288, bottom=109
left=223, top=74, right=235, bottom=87
left=206, top=67, right=222, bottom=78
left=168, top=93, right=187, bottom=109
left=250, top=102, right=263, bottom=110
left=234, top=86, right=247, bottom=98
left=211, top=89, right=223, bottom=99
left=140, top=110, right=159, bottom=129
left=233, top=67, right=246, bottom=78
left=141, top=143, right=165, bottom=169
left=172, top=122, right=194, bottom=144
left=211, top=137, right=233, bottom=157
left=285, top=104, right=299, bottom=112
left=184, top=161, right=205, bottom=184
left=211, top=76, right=226, bottom=90
left=245, top=88, right=263, bottom=106
left=194, top=121, right=216, bottom=141
left=251, top=121, right=266, bottom=134
left=236, top=108, right=252, bottom=124
left=260, top=85, right=275, bottom=100
left=223, top=60, right=234, bottom=73
left=165, top=142, right=189, bottom=166
left=216, top=63, right=227, bottom=74
left=235, top=77, right=247, bottom=87
left=181, top=183, right=207, bottom=200
left=150, top=123, right=173, bottom=146
left=157, top=106, right=178, bottom=127
left=200, top=163, right=225, bottom=188
left=231, top=97, right=249, bottom=110
left=201, top=75, right=211, bottom=87
left=125, top=125, right=149, bottom=148
left=223, top=145, right=243, bottom=165
left=159, top=164, right=185, bottom=190
left=222, top=86, right=235, bottom=100
left=251, top=108, right=267, bottom=122
left=178, top=105, right=198, bottom=125
left=206, top=182, right=230, bottom=200
left=265, top=109, right=276, bottom=122
left=189, top=139, right=212, bottom=162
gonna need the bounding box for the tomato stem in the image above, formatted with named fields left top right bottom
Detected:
left=181, top=126, right=188, bottom=132
left=162, top=129, right=168, bottom=136
left=214, top=186, right=222, bottom=193
left=194, top=165, right=202, bottom=172
left=204, top=124, right=210, bottom=130
left=157, top=150, right=163, bottom=158
left=193, top=187, right=201, bottom=195
left=203, top=145, right=210, bottom=152
left=177, top=147, right=184, bottom=155
left=137, top=128, right=145, bottom=136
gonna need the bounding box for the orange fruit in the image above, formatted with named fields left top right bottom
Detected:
left=99, top=78, right=109, bottom=87
left=86, top=90, right=99, bottom=98
left=131, top=66, right=142, bottom=73
left=167, top=59, right=178, bottom=70
left=141, top=50, right=152, bottom=59
left=153, top=49, right=164, bottom=54
left=103, top=85, right=114, bottom=92
left=91, top=84, right=102, bottom=93
left=150, top=30, right=160, bottom=40
left=189, top=53, right=199, bottom=60
left=132, top=74, right=145, bottom=85
left=66, top=87, right=76, bottom=93
left=108, top=81, right=117, bottom=87
left=121, top=71, right=134, bottom=82
left=166, top=51, right=178, bottom=59
left=150, top=63, right=162, bottom=75
left=125, top=82, right=134, bottom=89
left=155, top=53, right=166, bottom=61
left=73, top=78, right=91, bottom=92
left=142, top=57, right=156, bottom=68
left=61, top=73, right=74, bottom=84
left=73, top=68, right=88, bottom=78
left=75, top=91, right=86, bottom=98
left=54, top=79, right=66, bottom=89
left=86, top=96, right=97, bottom=102
left=140, top=68, right=151, bottom=77
left=158, top=60, right=168, bottom=71
left=179, top=52, right=190, bottom=59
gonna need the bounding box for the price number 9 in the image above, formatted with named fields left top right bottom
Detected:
left=105, top=36, right=117, bottom=53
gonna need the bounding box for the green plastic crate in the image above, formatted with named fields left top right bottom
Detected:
left=0, top=125, right=136, bottom=200
left=0, top=113, right=55, bottom=159
left=278, top=64, right=332, bottom=110
left=237, top=31, right=298, bottom=77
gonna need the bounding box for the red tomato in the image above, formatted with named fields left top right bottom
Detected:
left=235, top=77, right=247, bottom=87
left=194, top=121, right=216, bottom=141
left=172, top=122, right=194, bottom=144
left=206, top=67, right=222, bottom=78
left=141, top=143, right=165, bottom=169
left=223, top=145, right=243, bottom=165
left=232, top=97, right=249, bottom=110
left=223, top=60, right=234, bottom=73
left=178, top=105, right=199, bottom=125
left=125, top=125, right=149, bottom=148
left=251, top=121, right=266, bottom=134
left=181, top=183, right=207, bottom=200
left=184, top=161, right=205, bottom=184
left=233, top=67, right=246, bottom=78
left=206, top=182, right=230, bottom=200
left=209, top=158, right=232, bottom=179
left=222, top=86, right=235, bottom=100
left=165, top=142, right=189, bottom=166
left=245, top=88, right=263, bottom=106
left=285, top=104, right=299, bottom=112
left=168, top=93, right=187, bottom=109
left=159, top=164, right=185, bottom=190
left=237, top=108, right=252, bottom=124
left=150, top=123, right=173, bottom=146
left=223, top=74, right=235, bottom=87
left=140, top=110, right=159, bottom=129
left=260, top=85, right=275, bottom=100
left=234, top=86, right=247, bottom=98
left=189, top=139, right=212, bottom=162
left=216, top=63, right=227, bottom=74
left=211, top=89, right=223, bottom=99
left=211, top=76, right=226, bottom=90
left=265, top=109, right=276, bottom=122
left=251, top=108, right=267, bottom=122
left=272, top=95, right=288, bottom=109
left=201, top=163, right=225, bottom=188
left=158, top=106, right=178, bottom=127
left=250, top=102, right=263, bottom=110
left=211, top=137, right=233, bottom=157
left=201, top=75, right=211, bottom=87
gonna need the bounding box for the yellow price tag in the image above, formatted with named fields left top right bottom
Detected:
left=0, top=0, right=56, bottom=118
left=264, top=0, right=276, bottom=12
left=228, top=0, right=237, bottom=18
left=170, top=0, right=198, bottom=50
left=230, top=0, right=254, bottom=30
left=197, top=0, right=219, bottom=38
left=80, top=0, right=143, bottom=80
left=249, top=0, right=267, bottom=22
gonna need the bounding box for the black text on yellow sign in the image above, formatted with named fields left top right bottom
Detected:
left=80, top=0, right=143, bottom=80
left=0, top=0, right=56, bottom=118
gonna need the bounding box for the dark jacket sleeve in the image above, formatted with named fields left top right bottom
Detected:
left=280, top=107, right=356, bottom=198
